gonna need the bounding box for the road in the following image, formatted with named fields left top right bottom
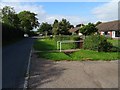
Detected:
left=28, top=53, right=118, bottom=88
left=2, top=38, right=35, bottom=88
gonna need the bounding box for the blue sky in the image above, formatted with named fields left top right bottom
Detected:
left=33, top=2, right=105, bottom=15
left=1, top=1, right=118, bottom=25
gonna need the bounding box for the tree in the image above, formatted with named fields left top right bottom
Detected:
left=76, top=24, right=84, bottom=27
left=95, top=21, right=102, bottom=26
left=58, top=18, right=71, bottom=35
left=80, top=23, right=98, bottom=36
left=2, top=6, right=24, bottom=44
left=18, top=11, right=39, bottom=34
left=52, top=19, right=59, bottom=35
left=38, top=22, right=52, bottom=36
left=2, top=6, right=20, bottom=28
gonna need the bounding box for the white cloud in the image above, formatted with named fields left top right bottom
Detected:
left=92, top=0, right=119, bottom=22
left=0, top=2, right=88, bottom=26
left=0, top=2, right=46, bottom=23
left=1, top=0, right=111, bottom=2
left=1, top=1, right=118, bottom=27
left=45, top=15, right=87, bottom=25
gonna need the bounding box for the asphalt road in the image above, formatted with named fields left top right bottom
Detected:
left=29, top=53, right=118, bottom=88
left=2, top=38, right=35, bottom=89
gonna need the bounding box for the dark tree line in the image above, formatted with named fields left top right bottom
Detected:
left=37, top=19, right=101, bottom=36
left=1, top=6, right=39, bottom=44
left=2, top=22, right=24, bottom=42
left=38, top=19, right=73, bottom=36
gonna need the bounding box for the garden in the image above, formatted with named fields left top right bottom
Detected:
left=33, top=35, right=120, bottom=61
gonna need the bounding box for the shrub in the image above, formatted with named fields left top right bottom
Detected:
left=98, top=39, right=113, bottom=52
left=83, top=35, right=113, bottom=52
left=110, top=46, right=120, bottom=52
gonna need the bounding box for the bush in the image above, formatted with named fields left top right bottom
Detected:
left=110, top=46, right=120, bottom=52
left=98, top=39, right=113, bottom=52
left=83, top=35, right=113, bottom=52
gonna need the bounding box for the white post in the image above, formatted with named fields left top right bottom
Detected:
left=57, top=41, right=58, bottom=50
left=60, top=42, right=62, bottom=52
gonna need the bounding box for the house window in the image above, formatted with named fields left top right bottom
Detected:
left=104, top=31, right=110, bottom=35
left=115, top=31, right=120, bottom=37
left=104, top=31, right=108, bottom=35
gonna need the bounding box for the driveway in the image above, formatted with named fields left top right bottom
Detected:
left=2, top=38, right=35, bottom=88
left=28, top=53, right=118, bottom=88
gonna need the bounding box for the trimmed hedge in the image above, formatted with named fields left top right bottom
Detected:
left=83, top=35, right=113, bottom=52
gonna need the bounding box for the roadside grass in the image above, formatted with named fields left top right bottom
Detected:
left=34, top=38, right=77, bottom=51
left=70, top=49, right=119, bottom=61
left=38, top=52, right=72, bottom=61
left=34, top=39, right=56, bottom=51
left=37, top=49, right=119, bottom=61
left=34, top=38, right=119, bottom=61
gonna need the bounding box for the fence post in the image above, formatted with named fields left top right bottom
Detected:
left=60, top=42, right=61, bottom=52
left=57, top=41, right=58, bottom=50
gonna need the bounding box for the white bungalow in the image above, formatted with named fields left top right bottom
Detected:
left=97, top=20, right=120, bottom=39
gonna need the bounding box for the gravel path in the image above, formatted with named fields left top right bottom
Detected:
left=28, top=53, right=118, bottom=88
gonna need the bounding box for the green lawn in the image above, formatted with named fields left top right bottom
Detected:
left=34, top=38, right=77, bottom=51
left=34, top=38, right=119, bottom=61
left=107, top=39, right=120, bottom=47
left=34, top=39, right=56, bottom=51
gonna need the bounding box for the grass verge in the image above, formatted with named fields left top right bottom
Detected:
left=34, top=38, right=119, bottom=61
left=37, top=49, right=119, bottom=61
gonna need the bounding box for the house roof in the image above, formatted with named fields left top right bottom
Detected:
left=69, top=27, right=80, bottom=32
left=97, top=20, right=120, bottom=31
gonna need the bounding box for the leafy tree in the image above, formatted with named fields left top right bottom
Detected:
left=69, top=25, right=74, bottom=28
left=80, top=23, right=98, bottom=36
left=58, top=18, right=71, bottom=35
left=95, top=21, right=102, bottom=26
left=38, top=22, right=52, bottom=36
left=52, top=19, right=59, bottom=35
left=2, top=6, right=24, bottom=44
left=2, top=6, right=20, bottom=28
left=76, top=24, right=84, bottom=27
left=18, top=11, right=39, bottom=34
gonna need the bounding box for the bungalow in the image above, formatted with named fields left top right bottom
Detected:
left=69, top=24, right=84, bottom=35
left=69, top=27, right=80, bottom=35
left=97, top=20, right=120, bottom=39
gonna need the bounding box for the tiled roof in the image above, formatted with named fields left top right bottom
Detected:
left=97, top=20, right=120, bottom=31
left=69, top=27, right=80, bottom=32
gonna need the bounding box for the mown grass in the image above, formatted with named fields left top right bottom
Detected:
left=38, top=52, right=72, bottom=61
left=34, top=38, right=77, bottom=51
left=34, top=39, right=56, bottom=51
left=70, top=49, right=119, bottom=61
left=34, top=38, right=119, bottom=61
left=37, top=50, right=119, bottom=61
left=107, top=39, right=120, bottom=47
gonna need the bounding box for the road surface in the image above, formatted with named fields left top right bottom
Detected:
left=2, top=38, right=35, bottom=88
left=28, top=53, right=118, bottom=88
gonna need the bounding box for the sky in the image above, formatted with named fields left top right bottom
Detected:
left=0, top=0, right=119, bottom=27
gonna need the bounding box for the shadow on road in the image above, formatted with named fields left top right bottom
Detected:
left=28, top=53, right=66, bottom=88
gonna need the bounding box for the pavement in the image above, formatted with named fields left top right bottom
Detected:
left=2, top=37, right=35, bottom=88
left=28, top=53, right=118, bottom=88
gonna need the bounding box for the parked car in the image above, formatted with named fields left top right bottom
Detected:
left=24, top=34, right=29, bottom=37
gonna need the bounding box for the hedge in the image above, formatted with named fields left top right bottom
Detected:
left=83, top=35, right=113, bottom=52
